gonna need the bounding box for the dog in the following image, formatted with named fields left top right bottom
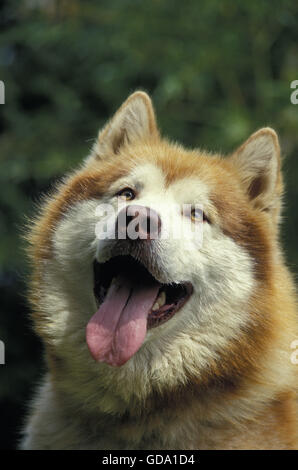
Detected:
left=21, top=91, right=297, bottom=449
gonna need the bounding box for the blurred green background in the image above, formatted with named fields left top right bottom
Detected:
left=1, top=0, right=298, bottom=449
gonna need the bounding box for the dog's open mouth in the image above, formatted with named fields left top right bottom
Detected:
left=86, top=255, right=193, bottom=367
left=93, top=256, right=193, bottom=329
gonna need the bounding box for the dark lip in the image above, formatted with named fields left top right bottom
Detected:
left=95, top=240, right=167, bottom=283
left=93, top=255, right=193, bottom=329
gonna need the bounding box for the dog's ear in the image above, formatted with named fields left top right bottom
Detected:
left=90, top=91, right=159, bottom=160
left=231, top=128, right=283, bottom=218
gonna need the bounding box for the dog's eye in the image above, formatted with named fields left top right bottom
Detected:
left=116, top=187, right=136, bottom=201
left=191, top=207, right=209, bottom=223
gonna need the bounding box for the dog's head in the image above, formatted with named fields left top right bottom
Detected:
left=29, top=92, right=284, bottom=410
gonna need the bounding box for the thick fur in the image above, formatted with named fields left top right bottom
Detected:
left=21, top=92, right=297, bottom=449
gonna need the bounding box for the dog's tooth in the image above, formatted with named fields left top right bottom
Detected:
left=152, top=291, right=166, bottom=312
left=158, top=291, right=166, bottom=307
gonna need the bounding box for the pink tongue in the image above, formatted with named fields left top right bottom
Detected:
left=86, top=276, right=160, bottom=366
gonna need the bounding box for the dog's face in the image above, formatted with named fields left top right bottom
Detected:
left=30, top=92, right=282, bottom=409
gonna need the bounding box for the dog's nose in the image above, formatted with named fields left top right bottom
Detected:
left=116, top=205, right=161, bottom=240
